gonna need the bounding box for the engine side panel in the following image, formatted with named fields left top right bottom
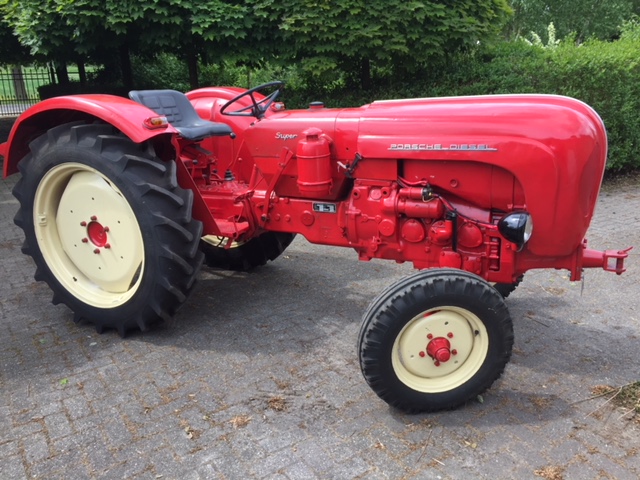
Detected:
left=355, top=95, right=607, bottom=256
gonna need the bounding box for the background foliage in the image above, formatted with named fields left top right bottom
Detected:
left=0, top=0, right=639, bottom=171
left=505, top=0, right=640, bottom=42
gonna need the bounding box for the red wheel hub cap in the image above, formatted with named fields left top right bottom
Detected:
left=87, top=221, right=108, bottom=247
left=426, top=337, right=451, bottom=363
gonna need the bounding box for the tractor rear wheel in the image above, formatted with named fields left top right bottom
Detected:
left=13, top=122, right=203, bottom=335
left=201, top=232, right=296, bottom=271
left=358, top=269, right=514, bottom=413
left=493, top=275, right=524, bottom=298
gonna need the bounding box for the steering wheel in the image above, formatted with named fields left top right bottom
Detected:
left=220, top=81, right=285, bottom=119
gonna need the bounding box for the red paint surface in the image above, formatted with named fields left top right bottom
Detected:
left=2, top=88, right=630, bottom=282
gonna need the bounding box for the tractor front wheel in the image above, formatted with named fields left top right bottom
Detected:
left=13, top=122, right=203, bottom=335
left=358, top=269, right=514, bottom=413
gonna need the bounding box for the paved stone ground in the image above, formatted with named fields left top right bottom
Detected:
left=0, top=166, right=638, bottom=480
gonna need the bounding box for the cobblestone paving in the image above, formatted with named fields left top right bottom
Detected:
left=0, top=170, right=638, bottom=479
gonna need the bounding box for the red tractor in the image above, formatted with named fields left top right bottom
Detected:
left=0, top=81, right=631, bottom=413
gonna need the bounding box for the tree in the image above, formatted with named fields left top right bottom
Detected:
left=54, top=0, right=255, bottom=89
left=252, top=0, right=513, bottom=89
left=0, top=19, right=31, bottom=65
left=1, top=0, right=514, bottom=91
left=0, top=0, right=83, bottom=83
left=0, top=0, right=254, bottom=89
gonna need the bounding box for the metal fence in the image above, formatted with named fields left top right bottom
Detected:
left=0, top=65, right=55, bottom=117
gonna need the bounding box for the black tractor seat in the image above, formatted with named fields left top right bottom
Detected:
left=129, top=89, right=234, bottom=141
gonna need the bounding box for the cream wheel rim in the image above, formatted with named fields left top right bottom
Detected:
left=391, top=306, right=489, bottom=393
left=33, top=163, right=144, bottom=308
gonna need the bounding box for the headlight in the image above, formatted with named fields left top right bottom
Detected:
left=498, top=212, right=533, bottom=248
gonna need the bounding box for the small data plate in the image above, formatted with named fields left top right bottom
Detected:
left=313, top=203, right=337, bottom=213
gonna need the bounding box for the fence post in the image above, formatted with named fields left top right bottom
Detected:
left=48, top=63, right=57, bottom=85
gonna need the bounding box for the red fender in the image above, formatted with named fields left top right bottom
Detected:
left=2, top=94, right=178, bottom=177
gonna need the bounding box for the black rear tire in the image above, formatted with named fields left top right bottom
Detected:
left=358, top=269, right=514, bottom=413
left=13, top=122, right=203, bottom=335
left=494, top=275, right=524, bottom=298
left=201, top=232, right=295, bottom=271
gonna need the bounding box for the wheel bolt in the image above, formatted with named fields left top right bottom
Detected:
left=93, top=249, right=100, bottom=254
left=81, top=238, right=88, bottom=243
left=419, top=351, right=426, bottom=358
left=451, top=349, right=458, bottom=355
left=447, top=332, right=454, bottom=338
left=104, top=226, right=110, bottom=232
left=91, top=215, right=97, bottom=221
left=104, top=243, right=111, bottom=249
left=427, top=334, right=433, bottom=339
left=434, top=361, right=441, bottom=367
left=80, top=221, right=87, bottom=227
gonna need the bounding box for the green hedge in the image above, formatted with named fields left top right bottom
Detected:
left=545, top=41, right=640, bottom=172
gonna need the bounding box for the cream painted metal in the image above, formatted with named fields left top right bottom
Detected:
left=392, top=307, right=489, bottom=393
left=34, top=163, right=144, bottom=308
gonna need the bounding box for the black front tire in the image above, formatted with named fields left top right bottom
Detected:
left=13, top=122, right=203, bottom=335
left=358, top=269, right=514, bottom=413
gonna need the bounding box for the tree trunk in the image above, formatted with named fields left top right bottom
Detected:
left=360, top=58, right=372, bottom=90
left=54, top=62, right=70, bottom=85
left=187, top=52, right=199, bottom=89
left=77, top=61, right=87, bottom=85
left=119, top=44, right=133, bottom=89
left=11, top=66, right=28, bottom=101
